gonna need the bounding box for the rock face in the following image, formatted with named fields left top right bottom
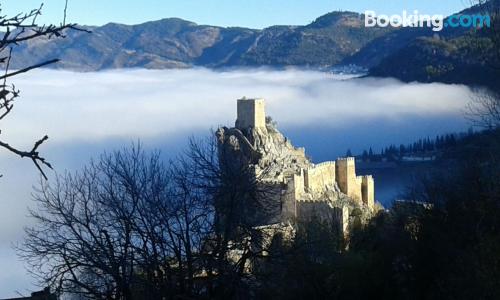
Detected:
left=216, top=98, right=379, bottom=236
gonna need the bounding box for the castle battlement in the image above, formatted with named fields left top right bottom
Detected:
left=304, top=162, right=336, bottom=194
left=313, top=161, right=336, bottom=168
left=289, top=156, right=374, bottom=210
left=337, top=157, right=355, bottom=162
left=296, top=199, right=326, bottom=204
left=218, top=98, right=377, bottom=239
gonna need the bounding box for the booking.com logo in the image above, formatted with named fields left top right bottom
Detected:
left=365, top=10, right=491, bottom=32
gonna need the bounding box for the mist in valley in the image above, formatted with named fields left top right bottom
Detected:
left=0, top=67, right=475, bottom=295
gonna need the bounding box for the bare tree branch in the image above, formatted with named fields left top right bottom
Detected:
left=466, top=89, right=500, bottom=129
left=0, top=2, right=88, bottom=178
left=0, top=59, right=59, bottom=80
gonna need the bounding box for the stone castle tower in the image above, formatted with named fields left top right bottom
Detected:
left=217, top=98, right=377, bottom=236
left=236, top=98, right=266, bottom=129
left=336, top=157, right=359, bottom=202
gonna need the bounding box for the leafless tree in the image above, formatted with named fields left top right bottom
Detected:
left=19, top=143, right=212, bottom=299
left=174, top=134, right=284, bottom=298
left=466, top=89, right=500, bottom=129
left=19, top=135, right=282, bottom=299
left=463, top=2, right=500, bottom=130
left=19, top=145, right=156, bottom=299
left=0, top=2, right=86, bottom=179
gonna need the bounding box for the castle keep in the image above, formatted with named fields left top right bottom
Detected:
left=236, top=98, right=266, bottom=129
left=217, top=98, right=377, bottom=236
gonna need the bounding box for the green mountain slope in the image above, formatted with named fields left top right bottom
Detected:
left=369, top=33, right=500, bottom=89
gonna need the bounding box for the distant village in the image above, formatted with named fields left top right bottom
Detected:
left=350, top=128, right=476, bottom=164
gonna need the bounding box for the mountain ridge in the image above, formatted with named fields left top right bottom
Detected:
left=9, top=6, right=500, bottom=89
left=10, top=11, right=392, bottom=71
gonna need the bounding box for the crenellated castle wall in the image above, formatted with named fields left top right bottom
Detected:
left=304, top=161, right=336, bottom=194
left=336, top=157, right=362, bottom=203
left=222, top=97, right=377, bottom=237
left=283, top=157, right=374, bottom=213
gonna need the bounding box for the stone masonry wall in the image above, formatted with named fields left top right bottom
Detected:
left=361, top=175, right=375, bottom=208
left=236, top=98, right=266, bottom=129
left=336, top=157, right=362, bottom=203
left=304, top=161, right=336, bottom=194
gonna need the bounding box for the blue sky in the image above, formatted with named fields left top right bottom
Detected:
left=1, top=0, right=470, bottom=28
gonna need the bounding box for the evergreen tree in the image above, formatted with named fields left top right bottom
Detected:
left=362, top=150, right=369, bottom=162
left=399, top=144, right=406, bottom=156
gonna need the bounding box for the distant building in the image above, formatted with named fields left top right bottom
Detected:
left=217, top=98, right=379, bottom=237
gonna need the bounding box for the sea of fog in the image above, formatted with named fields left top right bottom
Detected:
left=0, top=67, right=475, bottom=296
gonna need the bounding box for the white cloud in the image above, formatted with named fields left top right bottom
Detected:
left=1, top=67, right=473, bottom=147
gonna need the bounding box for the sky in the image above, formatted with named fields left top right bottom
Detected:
left=0, top=67, right=476, bottom=297
left=0, top=0, right=471, bottom=28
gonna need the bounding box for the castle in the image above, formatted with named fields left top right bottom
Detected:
left=217, top=98, right=377, bottom=236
